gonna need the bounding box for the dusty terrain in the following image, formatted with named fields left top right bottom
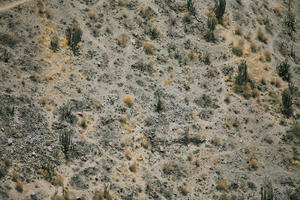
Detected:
left=0, top=0, right=300, bottom=199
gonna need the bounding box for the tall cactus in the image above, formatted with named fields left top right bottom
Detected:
left=214, top=0, right=226, bottom=22
left=235, top=61, right=248, bottom=85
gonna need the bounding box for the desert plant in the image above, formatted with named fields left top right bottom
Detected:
left=143, top=43, right=156, bottom=55
left=232, top=39, right=244, bottom=57
left=205, top=16, right=217, bottom=42
left=214, top=0, right=226, bottom=22
left=235, top=61, right=248, bottom=85
left=59, top=131, right=72, bottom=159
left=277, top=60, right=290, bottom=81
left=187, top=0, right=196, bottom=16
left=50, top=33, right=59, bottom=52
left=261, top=181, right=274, bottom=200
left=0, top=48, right=10, bottom=62
left=257, top=28, right=268, bottom=44
left=66, top=21, right=82, bottom=55
left=282, top=89, right=293, bottom=117
left=155, top=90, right=164, bottom=112
left=285, top=2, right=296, bottom=36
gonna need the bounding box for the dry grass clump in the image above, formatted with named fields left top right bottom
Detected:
left=249, top=158, right=258, bottom=169
left=250, top=41, right=257, bottom=53
left=88, top=10, right=98, bottom=19
left=15, top=181, right=23, bottom=193
left=216, top=177, right=230, bottom=191
left=234, top=25, right=242, bottom=35
left=93, top=186, right=114, bottom=200
left=129, top=161, right=137, bottom=173
left=179, top=184, right=190, bottom=196
left=117, top=34, right=129, bottom=48
left=264, top=50, right=271, bottom=62
left=232, top=39, right=244, bottom=57
left=273, top=5, right=282, bottom=16
left=53, top=175, right=64, bottom=186
left=257, top=28, right=268, bottom=44
left=125, top=147, right=132, bottom=160
left=123, top=95, right=134, bottom=107
left=141, top=137, right=150, bottom=149
left=143, top=43, right=156, bottom=55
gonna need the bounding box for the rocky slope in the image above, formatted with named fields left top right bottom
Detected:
left=0, top=0, right=299, bottom=199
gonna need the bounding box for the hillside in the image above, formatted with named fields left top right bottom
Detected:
left=0, top=0, right=299, bottom=199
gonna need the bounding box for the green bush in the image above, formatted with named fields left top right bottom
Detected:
left=282, top=89, right=293, bottom=117
left=214, top=0, right=226, bottom=22
left=277, top=60, right=290, bottom=82
left=235, top=61, right=248, bottom=85
left=66, top=22, right=83, bottom=55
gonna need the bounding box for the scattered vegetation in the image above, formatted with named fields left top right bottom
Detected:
left=216, top=177, right=230, bottom=191
left=264, top=50, right=271, bottom=62
left=273, top=5, right=282, bottom=16
left=0, top=47, right=10, bottom=62
left=205, top=16, right=217, bottom=42
left=282, top=89, right=293, bottom=117
left=123, top=95, right=134, bottom=107
left=154, top=90, right=164, bottom=112
left=59, top=131, right=72, bottom=160
left=187, top=0, right=196, bottom=16
left=214, top=0, right=226, bottom=23
left=66, top=21, right=83, bottom=55
left=249, top=158, right=258, bottom=169
left=117, top=34, right=129, bottom=47
left=257, top=28, right=268, bottom=44
left=50, top=33, right=59, bottom=52
left=143, top=43, right=156, bottom=55
left=277, top=60, right=290, bottom=81
left=235, top=61, right=248, bottom=85
left=129, top=161, right=137, bottom=173
left=232, top=39, right=244, bottom=57
left=285, top=3, right=296, bottom=37
left=93, top=184, right=114, bottom=200
left=15, top=181, right=23, bottom=193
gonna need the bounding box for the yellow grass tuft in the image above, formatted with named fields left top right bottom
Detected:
left=123, top=95, right=134, bottom=107
left=143, top=43, right=156, bottom=55
left=117, top=34, right=129, bottom=48
left=273, top=6, right=282, bottom=16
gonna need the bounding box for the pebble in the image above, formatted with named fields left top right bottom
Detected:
left=8, top=139, right=12, bottom=145
left=159, top=146, right=164, bottom=152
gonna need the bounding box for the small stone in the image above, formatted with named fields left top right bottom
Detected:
left=159, top=146, right=164, bottom=152
left=8, top=139, right=12, bottom=145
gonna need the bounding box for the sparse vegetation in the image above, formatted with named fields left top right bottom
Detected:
left=66, top=21, right=83, bottom=55
left=282, top=89, right=293, bottom=117
left=50, top=33, right=59, bottom=52
left=214, top=0, right=226, bottom=23
left=59, top=131, right=72, bottom=159
left=205, top=16, right=217, bottom=42
left=232, top=39, right=244, bottom=57
left=15, top=181, right=23, bottom=193
left=117, top=34, right=129, bottom=47
left=143, top=43, right=156, bottom=55
left=123, top=95, right=134, bottom=107
left=235, top=61, right=248, bottom=85
left=277, top=60, right=290, bottom=81
left=257, top=28, right=268, bottom=44
left=264, top=50, right=271, bottom=62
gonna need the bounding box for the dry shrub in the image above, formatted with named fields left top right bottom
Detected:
left=143, top=43, right=156, bottom=55
left=273, top=5, right=282, bottom=16
left=232, top=39, right=244, bottom=57
left=123, top=95, right=134, bottom=107
left=257, top=28, right=268, bottom=44
left=117, top=34, right=129, bottom=48
left=15, top=181, right=23, bottom=193
left=234, top=25, right=242, bottom=35
left=264, top=50, right=271, bottom=62
left=129, top=161, right=137, bottom=173
left=249, top=158, right=258, bottom=169
left=250, top=41, right=257, bottom=53
left=216, top=177, right=230, bottom=191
